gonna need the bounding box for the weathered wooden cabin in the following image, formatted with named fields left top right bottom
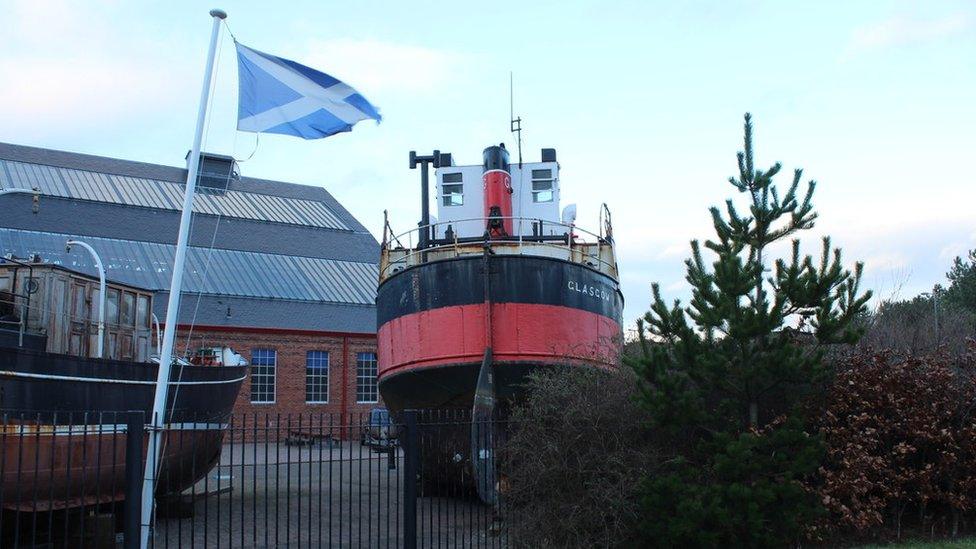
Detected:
left=0, top=257, right=154, bottom=362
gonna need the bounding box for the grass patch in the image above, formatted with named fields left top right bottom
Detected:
left=855, top=538, right=976, bottom=549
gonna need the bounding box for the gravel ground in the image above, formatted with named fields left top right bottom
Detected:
left=150, top=441, right=507, bottom=548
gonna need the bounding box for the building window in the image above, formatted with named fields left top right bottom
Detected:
left=442, top=173, right=463, bottom=206
left=250, top=348, right=276, bottom=403
left=356, top=352, right=378, bottom=403
left=306, top=350, right=329, bottom=403
left=531, top=169, right=554, bottom=203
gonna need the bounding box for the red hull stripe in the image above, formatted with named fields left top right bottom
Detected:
left=378, top=302, right=621, bottom=380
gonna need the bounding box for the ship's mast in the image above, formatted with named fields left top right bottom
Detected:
left=510, top=72, right=523, bottom=169
left=510, top=72, right=524, bottom=243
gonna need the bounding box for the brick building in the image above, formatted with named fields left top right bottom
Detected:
left=0, top=142, right=381, bottom=418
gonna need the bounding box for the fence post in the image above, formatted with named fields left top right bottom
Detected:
left=123, top=411, right=145, bottom=549
left=402, top=409, right=418, bottom=549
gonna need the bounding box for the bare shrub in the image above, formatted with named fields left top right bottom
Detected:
left=502, top=367, right=657, bottom=548
left=858, top=298, right=976, bottom=356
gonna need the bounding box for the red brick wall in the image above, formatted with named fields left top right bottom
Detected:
left=175, top=326, right=381, bottom=422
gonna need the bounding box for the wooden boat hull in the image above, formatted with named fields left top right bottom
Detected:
left=0, top=346, right=246, bottom=511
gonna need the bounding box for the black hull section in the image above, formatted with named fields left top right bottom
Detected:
left=377, top=254, right=623, bottom=326
left=0, top=328, right=46, bottom=352
left=379, top=360, right=581, bottom=414
left=0, top=346, right=246, bottom=423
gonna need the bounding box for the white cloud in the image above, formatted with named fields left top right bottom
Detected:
left=300, top=38, right=465, bottom=95
left=665, top=279, right=691, bottom=293
left=613, top=216, right=713, bottom=264
left=0, top=0, right=191, bottom=140
left=657, top=242, right=691, bottom=259
left=940, top=243, right=970, bottom=262
left=939, top=231, right=976, bottom=261
left=849, top=13, right=972, bottom=52
left=8, top=0, right=92, bottom=48
left=0, top=58, right=179, bottom=131
left=862, top=252, right=909, bottom=274
left=617, top=237, right=688, bottom=264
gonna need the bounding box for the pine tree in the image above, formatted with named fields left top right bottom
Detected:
left=628, top=113, right=872, bottom=547
left=945, top=249, right=976, bottom=313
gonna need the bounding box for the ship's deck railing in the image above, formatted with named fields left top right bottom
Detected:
left=0, top=257, right=32, bottom=342
left=0, top=289, right=30, bottom=347
left=380, top=211, right=618, bottom=282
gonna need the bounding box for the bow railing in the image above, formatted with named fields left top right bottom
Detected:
left=379, top=214, right=618, bottom=282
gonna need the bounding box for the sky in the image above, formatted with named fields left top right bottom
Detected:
left=2, top=0, right=974, bottom=331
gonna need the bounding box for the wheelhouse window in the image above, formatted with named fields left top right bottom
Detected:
left=90, top=287, right=101, bottom=324
left=121, top=292, right=135, bottom=327
left=106, top=288, right=120, bottom=326
left=136, top=295, right=150, bottom=329
left=441, top=172, right=464, bottom=206
left=305, top=350, right=329, bottom=403
left=250, top=348, right=276, bottom=403
left=531, top=169, right=554, bottom=203
left=72, top=285, right=87, bottom=322
left=356, top=352, right=378, bottom=403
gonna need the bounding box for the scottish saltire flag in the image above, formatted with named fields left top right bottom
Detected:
left=235, top=42, right=381, bottom=139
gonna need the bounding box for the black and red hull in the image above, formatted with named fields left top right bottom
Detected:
left=0, top=345, right=246, bottom=511
left=376, top=254, right=623, bottom=412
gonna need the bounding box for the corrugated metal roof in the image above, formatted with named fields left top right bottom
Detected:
left=1, top=228, right=377, bottom=305
left=0, top=159, right=349, bottom=230
left=159, top=294, right=376, bottom=333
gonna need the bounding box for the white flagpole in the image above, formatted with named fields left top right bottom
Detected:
left=140, top=9, right=226, bottom=549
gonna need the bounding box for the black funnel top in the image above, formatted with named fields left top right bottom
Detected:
left=482, top=144, right=510, bottom=172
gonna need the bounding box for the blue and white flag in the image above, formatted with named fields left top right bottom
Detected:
left=235, top=42, right=381, bottom=139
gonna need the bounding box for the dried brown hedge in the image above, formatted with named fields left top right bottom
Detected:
left=810, top=344, right=976, bottom=541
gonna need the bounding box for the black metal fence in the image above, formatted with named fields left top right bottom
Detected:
left=0, top=410, right=509, bottom=548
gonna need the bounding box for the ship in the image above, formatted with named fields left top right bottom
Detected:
left=376, top=144, right=623, bottom=495
left=0, top=257, right=247, bottom=511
